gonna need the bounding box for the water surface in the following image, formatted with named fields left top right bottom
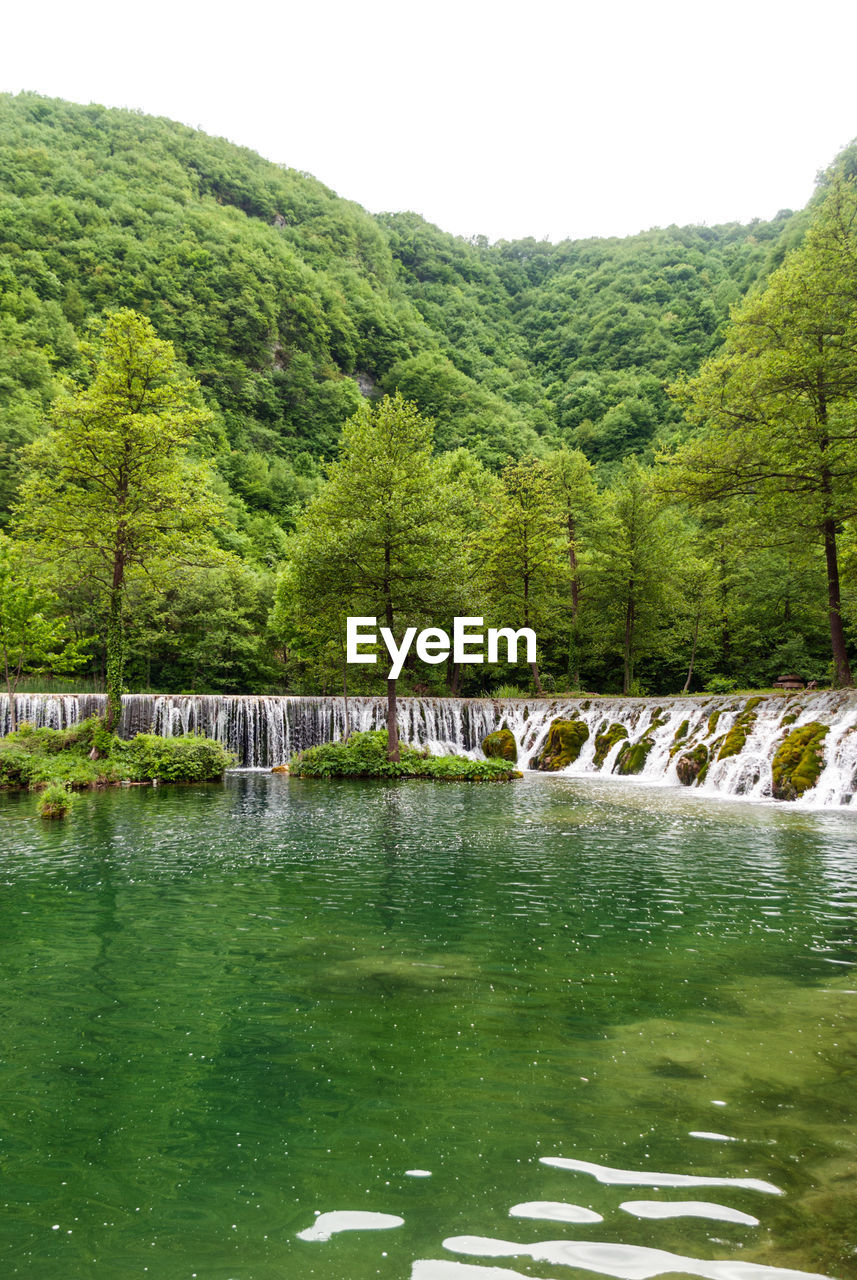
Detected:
left=1, top=776, right=855, bottom=1279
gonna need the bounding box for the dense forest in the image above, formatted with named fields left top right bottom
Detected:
left=1, top=91, right=855, bottom=701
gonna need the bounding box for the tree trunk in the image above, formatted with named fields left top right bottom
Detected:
left=567, top=517, right=581, bottom=688
left=682, top=606, right=701, bottom=694
left=386, top=678, right=400, bottom=762
left=823, top=517, right=853, bottom=687
left=383, top=545, right=400, bottom=761
left=530, top=661, right=544, bottom=695
left=623, top=583, right=635, bottom=694
left=341, top=655, right=350, bottom=745
left=104, top=584, right=125, bottom=732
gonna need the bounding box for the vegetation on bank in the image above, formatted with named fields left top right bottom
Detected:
left=289, top=731, right=521, bottom=781
left=0, top=719, right=234, bottom=790
left=0, top=92, right=855, bottom=716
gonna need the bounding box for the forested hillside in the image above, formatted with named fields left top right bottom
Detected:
left=2, top=91, right=853, bottom=699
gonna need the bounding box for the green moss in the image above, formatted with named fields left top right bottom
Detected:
left=717, top=700, right=761, bottom=761
left=780, top=712, right=799, bottom=728
left=771, top=722, right=829, bottom=801
left=676, top=744, right=709, bottom=786
left=534, top=719, right=589, bottom=772
left=707, top=708, right=723, bottom=736
left=593, top=721, right=628, bottom=768
left=673, top=719, right=690, bottom=744
left=482, top=729, right=517, bottom=762
left=614, top=736, right=654, bottom=775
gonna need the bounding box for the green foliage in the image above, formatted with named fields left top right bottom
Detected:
left=493, top=684, right=529, bottom=699
left=118, top=733, right=235, bottom=781
left=0, top=533, right=88, bottom=727
left=771, top=722, right=829, bottom=800
left=290, top=730, right=520, bottom=781
left=705, top=675, right=739, bottom=694
left=13, top=309, right=224, bottom=723
left=0, top=719, right=233, bottom=788
left=36, top=780, right=75, bottom=818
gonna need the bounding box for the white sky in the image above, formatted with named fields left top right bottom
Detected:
left=3, top=0, right=857, bottom=243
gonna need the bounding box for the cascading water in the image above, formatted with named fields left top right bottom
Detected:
left=2, top=690, right=856, bottom=807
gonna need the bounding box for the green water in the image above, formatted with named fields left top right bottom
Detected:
left=0, top=776, right=855, bottom=1280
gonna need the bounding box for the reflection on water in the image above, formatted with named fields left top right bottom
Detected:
left=0, top=774, right=855, bottom=1279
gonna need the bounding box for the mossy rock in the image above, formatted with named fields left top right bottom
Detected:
left=707, top=708, right=723, bottom=736
left=676, top=744, right=709, bottom=786
left=771, top=722, right=829, bottom=801
left=593, top=721, right=628, bottom=768
left=614, top=737, right=654, bottom=776
left=717, top=701, right=760, bottom=761
left=534, top=719, right=589, bottom=771
left=482, top=729, right=518, bottom=763
left=780, top=712, right=799, bottom=728
left=672, top=719, right=690, bottom=745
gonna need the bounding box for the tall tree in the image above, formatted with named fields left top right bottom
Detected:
left=13, top=310, right=222, bottom=730
left=668, top=176, right=857, bottom=687
left=588, top=459, right=677, bottom=695
left=0, top=536, right=87, bottom=732
left=284, top=393, right=466, bottom=760
left=477, top=457, right=567, bottom=694
left=545, top=445, right=597, bottom=687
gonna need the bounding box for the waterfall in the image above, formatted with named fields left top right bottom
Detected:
left=2, top=690, right=856, bottom=807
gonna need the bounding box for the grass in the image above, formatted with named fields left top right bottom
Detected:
left=0, top=718, right=235, bottom=791
left=290, top=730, right=521, bottom=781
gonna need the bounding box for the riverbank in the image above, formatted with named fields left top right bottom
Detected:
left=0, top=718, right=235, bottom=791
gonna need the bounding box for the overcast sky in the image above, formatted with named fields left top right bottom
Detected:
left=3, top=0, right=857, bottom=243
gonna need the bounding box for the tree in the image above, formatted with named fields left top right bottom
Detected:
left=283, top=393, right=466, bottom=760
left=13, top=310, right=222, bottom=730
left=0, top=536, right=87, bottom=732
left=668, top=176, right=857, bottom=687
left=588, top=459, right=678, bottom=694
left=545, top=446, right=597, bottom=686
left=477, top=457, right=567, bottom=694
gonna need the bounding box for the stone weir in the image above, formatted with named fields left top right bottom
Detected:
left=2, top=690, right=856, bottom=807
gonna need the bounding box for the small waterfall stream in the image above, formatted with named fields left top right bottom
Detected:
left=2, top=690, right=856, bottom=807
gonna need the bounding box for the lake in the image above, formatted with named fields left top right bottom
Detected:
left=1, top=775, right=855, bottom=1279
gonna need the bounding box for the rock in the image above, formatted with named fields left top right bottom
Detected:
left=771, top=722, right=828, bottom=800
left=676, top=744, right=709, bottom=786
left=482, top=729, right=517, bottom=762
left=614, top=737, right=654, bottom=775
left=593, top=721, right=628, bottom=768
left=271, top=764, right=289, bottom=774
left=534, top=719, right=589, bottom=771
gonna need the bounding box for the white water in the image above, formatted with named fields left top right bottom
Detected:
left=2, top=690, right=856, bottom=808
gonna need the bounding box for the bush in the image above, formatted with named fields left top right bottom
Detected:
left=291, top=730, right=520, bottom=781
left=120, top=733, right=235, bottom=781
left=37, top=782, right=75, bottom=819
left=704, top=675, right=739, bottom=694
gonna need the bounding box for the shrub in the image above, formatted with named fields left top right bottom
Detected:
left=291, top=730, right=520, bottom=781
left=37, top=782, right=75, bottom=819
left=704, top=675, right=739, bottom=694
left=121, top=733, right=235, bottom=782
